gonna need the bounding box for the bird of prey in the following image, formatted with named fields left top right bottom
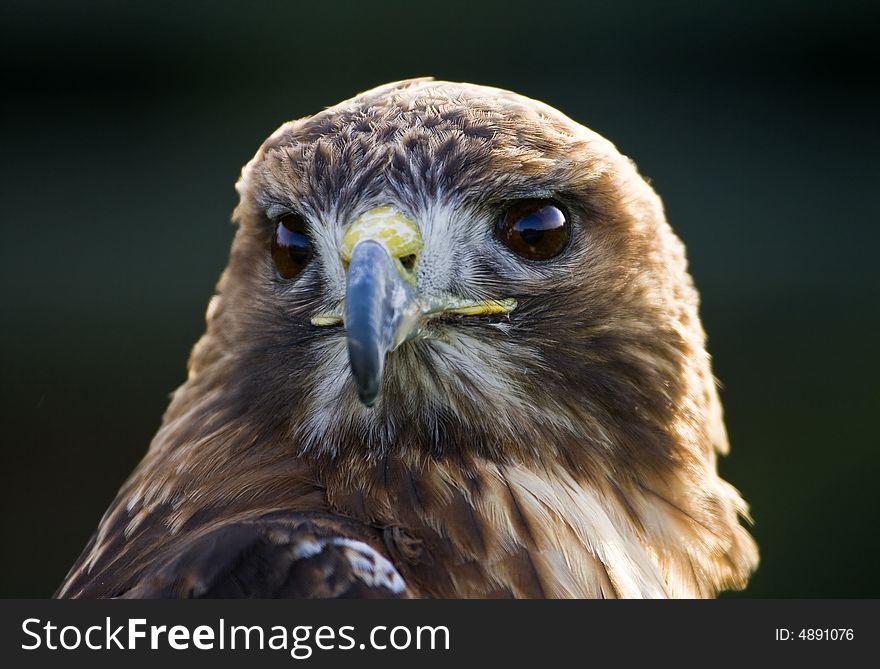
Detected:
left=57, top=79, right=758, bottom=599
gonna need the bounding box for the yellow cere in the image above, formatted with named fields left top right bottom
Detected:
left=339, top=206, right=423, bottom=266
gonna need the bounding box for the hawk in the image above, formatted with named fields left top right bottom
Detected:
left=57, top=79, right=758, bottom=598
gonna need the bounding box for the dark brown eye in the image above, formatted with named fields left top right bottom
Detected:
left=271, top=213, right=313, bottom=278
left=495, top=199, right=568, bottom=260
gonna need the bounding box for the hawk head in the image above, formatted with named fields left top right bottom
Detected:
left=68, top=79, right=756, bottom=599
left=214, top=80, right=726, bottom=472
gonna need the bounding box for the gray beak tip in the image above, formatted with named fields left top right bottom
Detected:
left=347, top=337, right=383, bottom=408
left=359, top=392, right=378, bottom=408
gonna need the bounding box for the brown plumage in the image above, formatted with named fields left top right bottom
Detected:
left=57, top=78, right=758, bottom=599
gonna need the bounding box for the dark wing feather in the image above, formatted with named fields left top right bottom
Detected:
left=58, top=512, right=408, bottom=599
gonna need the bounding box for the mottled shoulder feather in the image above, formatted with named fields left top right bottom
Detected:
left=62, top=513, right=408, bottom=599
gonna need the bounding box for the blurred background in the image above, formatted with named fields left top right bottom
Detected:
left=1, top=0, right=877, bottom=597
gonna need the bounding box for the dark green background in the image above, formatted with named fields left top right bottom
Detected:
left=1, top=1, right=877, bottom=597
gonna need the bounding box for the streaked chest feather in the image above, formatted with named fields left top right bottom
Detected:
left=323, top=458, right=754, bottom=599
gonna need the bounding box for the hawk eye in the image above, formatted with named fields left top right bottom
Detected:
left=495, top=199, right=568, bottom=261
left=271, top=213, right=313, bottom=278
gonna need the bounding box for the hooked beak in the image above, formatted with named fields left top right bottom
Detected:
left=344, top=239, right=421, bottom=406
left=311, top=206, right=517, bottom=407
